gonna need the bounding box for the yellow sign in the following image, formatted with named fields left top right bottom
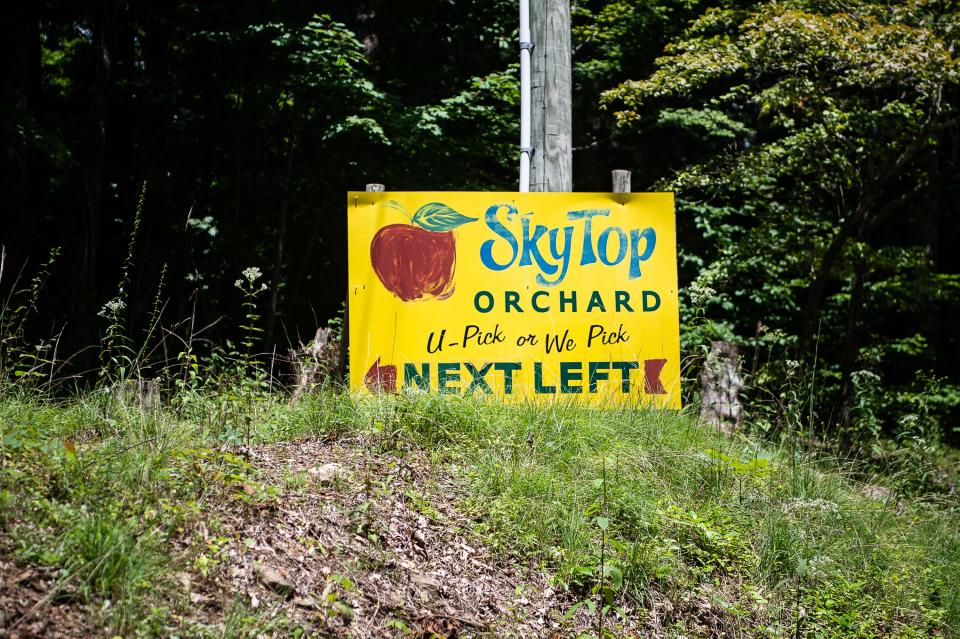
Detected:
left=347, top=192, right=680, bottom=407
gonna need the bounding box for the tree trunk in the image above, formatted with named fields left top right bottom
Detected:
left=798, top=108, right=938, bottom=356
left=839, top=262, right=868, bottom=434
left=797, top=196, right=871, bottom=354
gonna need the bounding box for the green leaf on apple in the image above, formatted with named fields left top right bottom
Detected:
left=411, top=203, right=477, bottom=232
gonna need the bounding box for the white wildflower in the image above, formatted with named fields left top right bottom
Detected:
left=781, top=497, right=839, bottom=517
left=807, top=554, right=835, bottom=577
left=899, top=414, right=919, bottom=427
left=851, top=370, right=880, bottom=386
left=688, top=280, right=717, bottom=307
left=98, top=298, right=126, bottom=318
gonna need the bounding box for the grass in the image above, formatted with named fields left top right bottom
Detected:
left=366, top=394, right=958, bottom=637
left=0, top=386, right=958, bottom=637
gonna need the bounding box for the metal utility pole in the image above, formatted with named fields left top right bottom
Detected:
left=519, top=0, right=533, bottom=192
left=529, top=0, right=572, bottom=192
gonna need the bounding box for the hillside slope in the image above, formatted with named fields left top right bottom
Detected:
left=1, top=391, right=957, bottom=638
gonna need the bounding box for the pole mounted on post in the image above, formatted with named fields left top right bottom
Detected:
left=530, top=0, right=572, bottom=192
left=612, top=170, right=631, bottom=194
left=519, top=0, right=533, bottom=192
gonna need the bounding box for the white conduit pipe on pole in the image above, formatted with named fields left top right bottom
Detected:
left=519, top=0, right=532, bottom=192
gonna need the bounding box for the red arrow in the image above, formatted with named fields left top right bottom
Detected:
left=364, top=357, right=397, bottom=393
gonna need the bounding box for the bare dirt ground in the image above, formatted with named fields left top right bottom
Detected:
left=172, top=434, right=576, bottom=638
left=0, top=556, right=96, bottom=639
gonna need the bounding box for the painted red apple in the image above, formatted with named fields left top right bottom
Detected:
left=370, top=202, right=476, bottom=302
left=371, top=225, right=456, bottom=301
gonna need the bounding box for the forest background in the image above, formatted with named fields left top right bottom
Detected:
left=2, top=0, right=959, bottom=479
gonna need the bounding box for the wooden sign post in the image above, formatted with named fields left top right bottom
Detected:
left=530, top=0, right=573, bottom=192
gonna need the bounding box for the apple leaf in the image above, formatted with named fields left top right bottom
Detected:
left=411, top=203, right=477, bottom=232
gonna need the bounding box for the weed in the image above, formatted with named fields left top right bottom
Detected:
left=99, top=182, right=146, bottom=385
left=0, top=246, right=61, bottom=391
left=321, top=573, right=356, bottom=624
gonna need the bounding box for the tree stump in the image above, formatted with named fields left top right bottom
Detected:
left=115, top=378, right=160, bottom=412
left=699, top=341, right=743, bottom=433
left=290, top=327, right=340, bottom=401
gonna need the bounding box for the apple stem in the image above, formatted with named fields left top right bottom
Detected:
left=382, top=200, right=412, bottom=222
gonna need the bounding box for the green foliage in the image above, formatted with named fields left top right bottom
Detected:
left=603, top=0, right=960, bottom=445
left=58, top=512, right=165, bottom=606
left=6, top=1, right=529, bottom=380
left=789, top=563, right=947, bottom=638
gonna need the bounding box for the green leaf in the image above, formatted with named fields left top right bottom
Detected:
left=411, top=203, right=477, bottom=232
left=602, top=584, right=615, bottom=605
left=603, top=565, right=623, bottom=590
left=595, top=516, right=610, bottom=531
left=562, top=600, right=585, bottom=620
